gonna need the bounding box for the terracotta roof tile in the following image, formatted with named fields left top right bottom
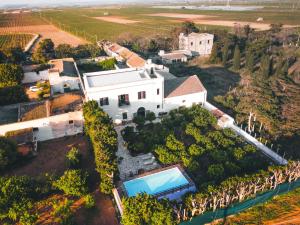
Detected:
left=165, top=75, right=206, bottom=98
left=127, top=54, right=146, bottom=68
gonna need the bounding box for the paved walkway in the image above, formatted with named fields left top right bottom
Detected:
left=114, top=125, right=160, bottom=181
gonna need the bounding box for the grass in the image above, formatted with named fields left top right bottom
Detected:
left=215, top=187, right=300, bottom=225
left=0, top=33, right=33, bottom=50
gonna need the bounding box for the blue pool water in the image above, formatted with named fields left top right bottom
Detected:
left=124, top=167, right=189, bottom=197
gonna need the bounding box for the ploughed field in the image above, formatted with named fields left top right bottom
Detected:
left=0, top=13, right=87, bottom=48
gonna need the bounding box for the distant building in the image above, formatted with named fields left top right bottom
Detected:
left=103, top=42, right=146, bottom=68
left=83, top=60, right=207, bottom=124
left=158, top=50, right=192, bottom=64
left=179, top=32, right=214, bottom=56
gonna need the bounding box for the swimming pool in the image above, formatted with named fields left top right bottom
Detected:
left=123, top=167, right=190, bottom=197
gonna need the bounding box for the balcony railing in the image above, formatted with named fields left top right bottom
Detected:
left=118, top=101, right=130, bottom=107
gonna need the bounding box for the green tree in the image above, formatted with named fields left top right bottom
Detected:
left=84, top=194, right=95, bottom=209
left=0, top=136, right=18, bottom=171
left=207, top=164, right=224, bottom=180
left=0, top=64, right=23, bottom=87
left=221, top=41, right=229, bottom=66
left=122, top=193, right=175, bottom=225
left=260, top=54, right=271, bottom=77
left=246, top=51, right=255, bottom=73
left=0, top=85, right=28, bottom=106
left=209, top=42, right=220, bottom=64
left=55, top=44, right=74, bottom=58
left=2, top=47, right=25, bottom=64
left=233, top=45, right=241, bottom=70
left=33, top=39, right=55, bottom=63
left=148, top=39, right=159, bottom=52
left=66, top=147, right=82, bottom=169
left=270, top=23, right=283, bottom=33
left=165, top=134, right=185, bottom=152
left=145, top=111, right=156, bottom=123
left=51, top=199, right=74, bottom=225
left=181, top=21, right=199, bottom=34
left=53, top=170, right=88, bottom=197
left=83, top=101, right=117, bottom=194
left=98, top=58, right=116, bottom=70
left=244, top=25, right=252, bottom=38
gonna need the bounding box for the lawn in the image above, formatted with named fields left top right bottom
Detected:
left=0, top=33, right=33, bottom=50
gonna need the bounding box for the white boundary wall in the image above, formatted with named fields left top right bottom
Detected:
left=0, top=111, right=83, bottom=142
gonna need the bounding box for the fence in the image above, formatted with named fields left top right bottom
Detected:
left=180, top=178, right=300, bottom=225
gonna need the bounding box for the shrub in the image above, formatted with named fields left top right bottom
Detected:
left=84, top=194, right=95, bottom=209
left=145, top=111, right=156, bottom=122
left=51, top=199, right=74, bottom=225
left=122, top=193, right=175, bottom=225
left=98, top=58, right=116, bottom=71
left=0, top=136, right=18, bottom=171
left=83, top=101, right=118, bottom=194
left=0, top=85, right=28, bottom=106
left=53, top=170, right=88, bottom=197
left=0, top=63, right=23, bottom=88
left=66, top=147, right=82, bottom=169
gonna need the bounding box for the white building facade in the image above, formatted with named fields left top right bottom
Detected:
left=179, top=32, right=214, bottom=56
left=83, top=62, right=207, bottom=124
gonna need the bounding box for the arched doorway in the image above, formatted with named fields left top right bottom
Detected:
left=137, top=107, right=146, bottom=118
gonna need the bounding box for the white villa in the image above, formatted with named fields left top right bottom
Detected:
left=48, top=58, right=81, bottom=94
left=179, top=32, right=214, bottom=56
left=83, top=60, right=207, bottom=123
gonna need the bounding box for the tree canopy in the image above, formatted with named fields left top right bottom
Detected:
left=0, top=63, right=23, bottom=88
left=122, top=193, right=176, bottom=225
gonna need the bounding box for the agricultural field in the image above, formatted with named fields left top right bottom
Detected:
left=0, top=13, right=87, bottom=47
left=213, top=187, right=300, bottom=225
left=0, top=33, right=33, bottom=50
left=35, top=6, right=300, bottom=42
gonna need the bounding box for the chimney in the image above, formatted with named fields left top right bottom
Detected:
left=158, top=50, right=165, bottom=56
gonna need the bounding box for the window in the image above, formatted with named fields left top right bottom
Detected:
left=199, top=41, right=202, bottom=45
left=157, top=105, right=160, bottom=109
left=208, top=40, right=210, bottom=44
left=157, top=88, right=160, bottom=95
left=118, top=94, right=129, bottom=107
left=100, top=97, right=109, bottom=106
left=138, top=91, right=146, bottom=100
left=122, top=112, right=128, bottom=120
left=191, top=42, right=193, bottom=46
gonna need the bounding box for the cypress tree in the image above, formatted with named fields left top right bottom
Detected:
left=246, top=51, right=255, bottom=73
left=209, top=42, right=219, bottom=64
left=222, top=42, right=229, bottom=66
left=275, top=57, right=284, bottom=76
left=233, top=45, right=241, bottom=71
left=260, top=54, right=271, bottom=77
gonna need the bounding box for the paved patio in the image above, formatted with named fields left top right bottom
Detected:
left=115, top=124, right=160, bottom=181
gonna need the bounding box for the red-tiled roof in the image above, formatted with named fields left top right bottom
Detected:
left=127, top=54, right=146, bottom=68
left=166, top=75, right=206, bottom=98
left=109, top=43, right=123, bottom=52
